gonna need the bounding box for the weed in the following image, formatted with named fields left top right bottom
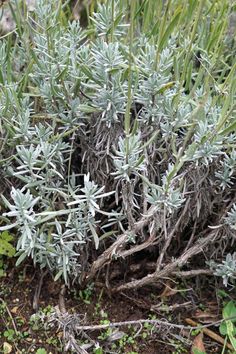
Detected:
left=0, top=231, right=15, bottom=277
left=3, top=329, right=15, bottom=342
left=93, top=347, right=103, bottom=354
left=0, top=232, right=15, bottom=258
left=220, top=300, right=236, bottom=353
left=79, top=283, right=94, bottom=304
left=142, top=316, right=157, bottom=339
left=118, top=333, right=135, bottom=347
left=0, top=258, right=6, bottom=278
left=29, top=306, right=54, bottom=332
left=171, top=340, right=188, bottom=354
left=192, top=349, right=206, bottom=354
left=41, top=305, right=54, bottom=316
left=0, top=301, right=7, bottom=316
left=36, top=349, right=47, bottom=354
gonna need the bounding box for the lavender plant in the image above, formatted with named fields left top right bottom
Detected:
left=0, top=0, right=235, bottom=289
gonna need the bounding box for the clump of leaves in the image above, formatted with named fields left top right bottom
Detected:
left=36, top=349, right=47, bottom=354
left=0, top=231, right=15, bottom=277
left=220, top=301, right=236, bottom=351
left=209, top=253, right=236, bottom=287
left=0, top=231, right=15, bottom=257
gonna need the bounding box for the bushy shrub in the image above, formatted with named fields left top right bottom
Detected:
left=0, top=0, right=235, bottom=288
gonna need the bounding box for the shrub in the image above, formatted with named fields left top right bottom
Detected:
left=0, top=0, right=235, bottom=289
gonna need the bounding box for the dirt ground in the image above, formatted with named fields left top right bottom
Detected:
left=0, top=259, right=232, bottom=353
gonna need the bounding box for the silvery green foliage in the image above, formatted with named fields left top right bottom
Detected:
left=191, top=102, right=224, bottom=165
left=146, top=165, right=185, bottom=214
left=0, top=42, right=7, bottom=80
left=208, top=207, right=236, bottom=286
left=147, top=185, right=184, bottom=214
left=91, top=1, right=128, bottom=37
left=68, top=173, right=114, bottom=218
left=2, top=188, right=38, bottom=227
left=225, top=204, right=236, bottom=230
left=90, top=40, right=127, bottom=125
left=209, top=253, right=236, bottom=287
left=112, top=134, right=145, bottom=181
left=136, top=45, right=174, bottom=125
left=0, top=173, right=113, bottom=284
left=192, top=137, right=223, bottom=165
left=215, top=150, right=236, bottom=190
left=12, top=103, right=35, bottom=142
left=30, top=4, right=86, bottom=120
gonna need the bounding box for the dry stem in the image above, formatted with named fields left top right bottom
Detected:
left=112, top=229, right=219, bottom=292
left=86, top=205, right=157, bottom=281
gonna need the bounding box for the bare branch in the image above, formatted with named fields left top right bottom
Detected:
left=86, top=205, right=157, bottom=281
left=112, top=229, right=220, bottom=292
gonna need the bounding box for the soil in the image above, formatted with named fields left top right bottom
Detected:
left=0, top=259, right=231, bottom=354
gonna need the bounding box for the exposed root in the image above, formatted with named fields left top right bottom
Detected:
left=86, top=195, right=236, bottom=291
left=110, top=262, right=212, bottom=282
left=112, top=229, right=220, bottom=292
left=86, top=205, right=157, bottom=281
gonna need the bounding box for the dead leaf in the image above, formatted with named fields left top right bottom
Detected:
left=3, top=342, right=12, bottom=354
left=57, top=331, right=64, bottom=338
left=10, top=306, right=18, bottom=314
left=160, top=283, right=178, bottom=298
left=191, top=333, right=206, bottom=354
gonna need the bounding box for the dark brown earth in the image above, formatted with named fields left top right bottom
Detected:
left=0, top=259, right=232, bottom=353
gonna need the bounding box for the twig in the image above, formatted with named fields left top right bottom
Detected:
left=0, top=298, right=19, bottom=335
left=33, top=270, right=48, bottom=311
left=74, top=319, right=184, bottom=331
left=128, top=263, right=212, bottom=278
left=59, top=284, right=67, bottom=314
left=65, top=333, right=90, bottom=354
left=73, top=315, right=236, bottom=333
left=156, top=198, right=190, bottom=270
left=173, top=269, right=213, bottom=277
left=185, top=318, right=233, bottom=350
left=50, top=311, right=236, bottom=352
left=79, top=88, right=93, bottom=102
